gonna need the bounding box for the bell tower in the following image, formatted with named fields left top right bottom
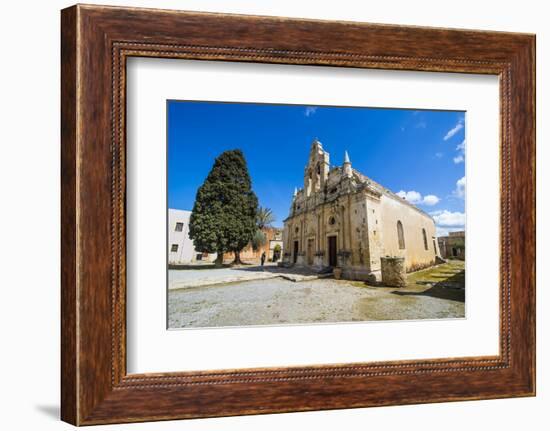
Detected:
left=304, top=138, right=330, bottom=196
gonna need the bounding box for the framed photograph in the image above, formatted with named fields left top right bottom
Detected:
left=61, top=4, right=535, bottom=425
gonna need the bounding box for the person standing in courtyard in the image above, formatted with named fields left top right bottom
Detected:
left=261, top=251, right=266, bottom=267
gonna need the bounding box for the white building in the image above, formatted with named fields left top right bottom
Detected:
left=168, top=209, right=216, bottom=264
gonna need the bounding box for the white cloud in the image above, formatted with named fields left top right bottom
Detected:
left=397, top=190, right=439, bottom=206
left=435, top=152, right=444, bottom=159
left=304, top=106, right=318, bottom=117
left=443, top=119, right=464, bottom=141
left=430, top=210, right=466, bottom=227
left=453, top=176, right=466, bottom=199
left=397, top=190, right=421, bottom=203
left=423, top=195, right=440, bottom=206
left=453, top=155, right=464, bottom=164
left=415, top=121, right=427, bottom=129
left=453, top=139, right=466, bottom=164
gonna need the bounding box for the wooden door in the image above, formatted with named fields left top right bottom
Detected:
left=328, top=236, right=337, bottom=267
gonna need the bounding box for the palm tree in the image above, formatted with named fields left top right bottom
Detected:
left=251, top=229, right=267, bottom=252
left=256, top=206, right=275, bottom=229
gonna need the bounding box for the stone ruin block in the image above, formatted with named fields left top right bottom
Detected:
left=381, top=256, right=407, bottom=287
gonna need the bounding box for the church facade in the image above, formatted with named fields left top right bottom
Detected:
left=282, top=139, right=440, bottom=281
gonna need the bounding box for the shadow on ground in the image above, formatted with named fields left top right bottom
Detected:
left=169, top=262, right=278, bottom=271
left=34, top=404, right=59, bottom=420
left=169, top=263, right=234, bottom=270
left=231, top=265, right=279, bottom=273
left=391, top=270, right=465, bottom=303
left=234, top=265, right=330, bottom=276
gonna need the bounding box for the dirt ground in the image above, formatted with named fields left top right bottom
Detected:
left=168, top=260, right=465, bottom=329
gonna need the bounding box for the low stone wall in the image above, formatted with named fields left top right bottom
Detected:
left=381, top=256, right=407, bottom=287
left=341, top=266, right=378, bottom=282
left=406, top=259, right=436, bottom=273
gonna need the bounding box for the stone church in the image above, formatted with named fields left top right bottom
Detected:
left=282, top=139, right=440, bottom=281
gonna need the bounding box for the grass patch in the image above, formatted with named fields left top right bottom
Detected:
left=348, top=261, right=465, bottom=292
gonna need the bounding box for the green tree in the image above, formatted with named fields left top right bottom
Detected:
left=256, top=206, right=275, bottom=229
left=189, top=150, right=258, bottom=266
left=273, top=243, right=282, bottom=261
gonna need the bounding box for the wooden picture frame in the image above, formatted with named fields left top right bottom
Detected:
left=61, top=4, right=535, bottom=425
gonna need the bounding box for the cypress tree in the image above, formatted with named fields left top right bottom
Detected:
left=189, top=149, right=258, bottom=266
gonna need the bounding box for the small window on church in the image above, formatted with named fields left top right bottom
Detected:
left=329, top=216, right=336, bottom=225
left=171, top=244, right=179, bottom=252
left=295, top=226, right=299, bottom=233
left=317, top=164, right=321, bottom=175
left=397, top=221, right=405, bottom=249
left=175, top=222, right=183, bottom=232
left=422, top=228, right=428, bottom=250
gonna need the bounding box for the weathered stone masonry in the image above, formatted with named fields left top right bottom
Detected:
left=282, top=139, right=440, bottom=281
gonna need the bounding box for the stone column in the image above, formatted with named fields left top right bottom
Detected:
left=301, top=218, right=305, bottom=252
left=317, top=213, right=321, bottom=252
left=347, top=194, right=353, bottom=261
left=340, top=205, right=346, bottom=250
left=321, top=205, right=326, bottom=265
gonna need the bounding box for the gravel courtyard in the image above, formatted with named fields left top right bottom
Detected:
left=168, top=261, right=465, bottom=328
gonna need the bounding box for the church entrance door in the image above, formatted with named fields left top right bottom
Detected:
left=293, top=241, right=299, bottom=264
left=328, top=236, right=337, bottom=267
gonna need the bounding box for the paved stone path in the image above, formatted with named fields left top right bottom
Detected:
left=168, top=265, right=330, bottom=290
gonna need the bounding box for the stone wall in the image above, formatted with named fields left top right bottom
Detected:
left=438, top=232, right=465, bottom=260
left=378, top=195, right=439, bottom=272
left=224, top=227, right=283, bottom=263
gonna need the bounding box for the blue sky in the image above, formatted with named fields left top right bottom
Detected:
left=168, top=101, right=466, bottom=236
